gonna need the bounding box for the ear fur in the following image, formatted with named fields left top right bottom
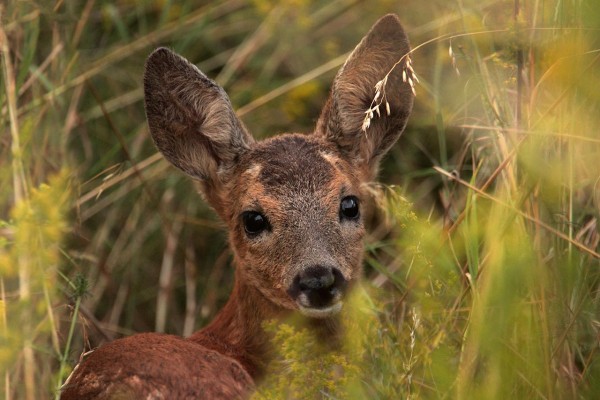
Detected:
left=143, top=48, right=254, bottom=184
left=316, top=14, right=414, bottom=178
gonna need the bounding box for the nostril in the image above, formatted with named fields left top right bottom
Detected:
left=331, top=268, right=347, bottom=291
left=299, top=266, right=335, bottom=290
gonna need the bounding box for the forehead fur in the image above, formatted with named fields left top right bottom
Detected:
left=243, top=134, right=336, bottom=193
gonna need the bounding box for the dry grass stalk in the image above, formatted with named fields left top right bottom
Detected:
left=362, top=54, right=418, bottom=133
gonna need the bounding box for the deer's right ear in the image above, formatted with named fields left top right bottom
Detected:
left=144, top=48, right=253, bottom=184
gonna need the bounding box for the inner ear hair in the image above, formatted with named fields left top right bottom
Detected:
left=143, top=47, right=254, bottom=183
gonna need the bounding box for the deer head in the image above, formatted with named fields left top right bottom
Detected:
left=143, top=14, right=413, bottom=319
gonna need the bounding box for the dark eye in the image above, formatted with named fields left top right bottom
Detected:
left=340, top=196, right=360, bottom=221
left=242, top=211, right=269, bottom=236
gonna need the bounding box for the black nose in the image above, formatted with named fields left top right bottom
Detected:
left=288, top=266, right=347, bottom=308
left=299, top=266, right=335, bottom=290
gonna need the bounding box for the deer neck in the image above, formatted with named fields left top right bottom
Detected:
left=188, top=270, right=284, bottom=379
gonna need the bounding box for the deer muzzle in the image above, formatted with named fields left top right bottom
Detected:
left=287, top=265, right=348, bottom=318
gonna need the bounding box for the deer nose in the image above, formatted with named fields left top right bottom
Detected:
left=288, top=266, right=347, bottom=309
left=299, top=266, right=335, bottom=290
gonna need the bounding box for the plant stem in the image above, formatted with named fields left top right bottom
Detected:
left=55, top=295, right=82, bottom=399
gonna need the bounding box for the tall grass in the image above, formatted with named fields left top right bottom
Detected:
left=0, top=0, right=598, bottom=399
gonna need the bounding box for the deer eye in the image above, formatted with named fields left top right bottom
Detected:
left=340, top=196, right=360, bottom=221
left=242, top=211, right=269, bottom=236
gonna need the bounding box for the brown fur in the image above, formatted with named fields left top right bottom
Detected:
left=61, top=334, right=253, bottom=399
left=61, top=14, right=413, bottom=399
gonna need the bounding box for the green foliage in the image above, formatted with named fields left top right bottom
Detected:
left=254, top=320, right=357, bottom=399
left=1, top=0, right=599, bottom=398
left=0, top=171, right=71, bottom=398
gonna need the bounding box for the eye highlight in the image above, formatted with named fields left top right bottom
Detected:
left=339, top=196, right=360, bottom=221
left=242, top=211, right=270, bottom=236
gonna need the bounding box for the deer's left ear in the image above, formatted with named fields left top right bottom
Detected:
left=315, top=14, right=414, bottom=179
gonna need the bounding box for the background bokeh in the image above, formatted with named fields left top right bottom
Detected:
left=1, top=0, right=599, bottom=398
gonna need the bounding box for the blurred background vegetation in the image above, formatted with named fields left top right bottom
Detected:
left=1, top=0, right=599, bottom=399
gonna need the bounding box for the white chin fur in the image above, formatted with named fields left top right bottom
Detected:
left=298, top=302, right=343, bottom=319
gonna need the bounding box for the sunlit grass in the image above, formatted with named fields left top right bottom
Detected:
left=1, top=0, right=598, bottom=399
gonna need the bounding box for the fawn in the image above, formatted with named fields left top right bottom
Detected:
left=61, top=13, right=413, bottom=399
